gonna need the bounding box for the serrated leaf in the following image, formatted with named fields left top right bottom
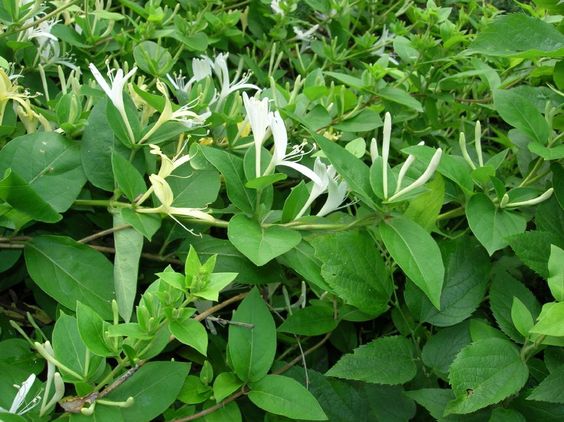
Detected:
left=530, top=302, right=564, bottom=337
left=311, top=231, right=392, bottom=315
left=548, top=245, right=564, bottom=301
left=421, top=321, right=471, bottom=377
left=508, top=231, right=561, bottom=278
left=446, top=338, right=528, bottom=415
left=326, top=336, right=416, bottom=385
left=528, top=366, right=564, bottom=404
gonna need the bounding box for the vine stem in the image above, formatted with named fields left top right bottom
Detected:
left=174, top=332, right=331, bottom=422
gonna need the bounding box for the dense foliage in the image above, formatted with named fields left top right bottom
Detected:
left=0, top=0, right=563, bottom=420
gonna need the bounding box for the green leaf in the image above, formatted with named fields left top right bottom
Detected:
left=490, top=271, right=541, bottom=343
left=446, top=338, right=529, bottom=415
left=404, top=174, right=445, bottom=231
left=421, top=321, right=471, bottom=377
left=113, top=213, right=143, bottom=322
left=101, top=361, right=189, bottom=422
left=245, top=173, right=287, bottom=190
left=201, top=146, right=255, bottom=213
left=334, top=108, right=383, bottom=132
left=313, top=132, right=376, bottom=207
left=378, top=86, right=423, bottom=112
left=468, top=14, right=564, bottom=58
left=379, top=216, right=444, bottom=309
left=508, top=231, right=560, bottom=278
left=24, top=235, right=115, bottom=320
left=405, top=237, right=490, bottom=327
left=552, top=163, right=564, bottom=209
left=278, top=241, right=330, bottom=291
left=227, top=214, right=301, bottom=266
left=0, top=168, right=60, bottom=226
left=325, top=71, right=365, bottom=89
left=311, top=231, right=392, bottom=315
left=120, top=208, right=161, bottom=241
left=326, top=336, right=416, bottom=385
left=202, top=401, right=241, bottom=422
left=466, top=193, right=527, bottom=255
left=528, top=366, right=564, bottom=404
left=81, top=100, right=125, bottom=191
left=133, top=41, right=174, bottom=76
left=228, top=288, right=276, bottom=382
left=493, top=89, right=550, bottom=145
left=213, top=372, right=243, bottom=402
left=511, top=297, right=534, bottom=338
left=0, top=132, right=86, bottom=212
left=76, top=302, right=115, bottom=357
left=278, top=305, right=338, bottom=336
left=248, top=375, right=327, bottom=420
left=170, top=318, right=208, bottom=356
left=548, top=245, right=564, bottom=301
left=168, top=167, right=220, bottom=208
left=405, top=389, right=457, bottom=421
left=281, top=181, right=310, bottom=222
left=178, top=375, right=212, bottom=404
left=530, top=302, right=564, bottom=337
left=53, top=313, right=104, bottom=382
left=112, top=153, right=146, bottom=202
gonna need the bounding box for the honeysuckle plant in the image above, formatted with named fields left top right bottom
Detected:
left=0, top=1, right=563, bottom=421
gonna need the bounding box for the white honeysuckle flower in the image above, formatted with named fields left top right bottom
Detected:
left=138, top=175, right=215, bottom=224
left=382, top=112, right=392, bottom=199
left=166, top=58, right=212, bottom=96
left=459, top=121, right=483, bottom=170
left=24, top=19, right=58, bottom=46
left=501, top=188, right=554, bottom=209
left=0, top=374, right=41, bottom=415
left=293, top=24, right=319, bottom=41
left=265, top=111, right=322, bottom=185
left=387, top=148, right=442, bottom=202
left=317, top=178, right=349, bottom=217
left=205, top=53, right=259, bottom=103
left=271, top=0, right=284, bottom=15
left=296, top=158, right=347, bottom=218
left=375, top=112, right=442, bottom=202
left=89, top=62, right=137, bottom=143
left=243, top=92, right=272, bottom=177
left=395, top=141, right=425, bottom=194
left=150, top=144, right=191, bottom=179
left=370, top=137, right=379, bottom=162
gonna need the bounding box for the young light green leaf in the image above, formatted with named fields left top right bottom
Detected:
left=213, top=372, right=243, bottom=402
left=548, top=245, right=564, bottom=301
left=466, top=193, right=527, bottom=255
left=76, top=302, right=115, bottom=357
left=446, top=338, right=529, bottom=415
left=191, top=272, right=238, bottom=301
left=169, top=318, right=208, bottom=356
left=379, top=216, right=444, bottom=309
left=111, top=152, right=146, bottom=202
left=248, top=375, right=327, bottom=420
left=326, top=336, right=416, bottom=385
left=113, top=213, right=143, bottom=322
left=530, top=302, right=564, bottom=337
left=228, top=288, right=276, bottom=382
left=228, top=214, right=301, bottom=266
left=511, top=297, right=535, bottom=338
